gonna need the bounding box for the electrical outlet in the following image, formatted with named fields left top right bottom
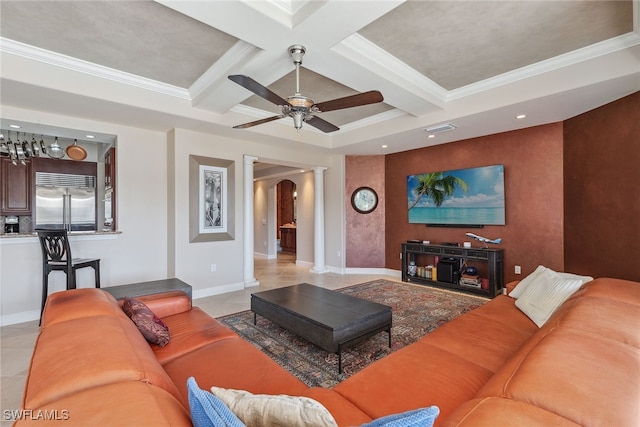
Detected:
left=337, top=250, right=341, bottom=257
left=515, top=265, right=521, bottom=275
left=211, top=264, right=217, bottom=272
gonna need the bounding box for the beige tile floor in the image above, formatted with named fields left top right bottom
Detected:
left=0, top=253, right=390, bottom=425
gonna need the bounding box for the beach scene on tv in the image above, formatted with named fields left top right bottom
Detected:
left=407, top=164, right=505, bottom=225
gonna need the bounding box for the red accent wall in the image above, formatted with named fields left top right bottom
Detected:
left=383, top=123, right=565, bottom=283
left=346, top=155, right=386, bottom=268
left=345, top=92, right=638, bottom=281
left=563, top=92, right=640, bottom=281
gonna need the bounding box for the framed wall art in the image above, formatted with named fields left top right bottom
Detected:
left=189, top=155, right=235, bottom=242
left=199, top=165, right=227, bottom=234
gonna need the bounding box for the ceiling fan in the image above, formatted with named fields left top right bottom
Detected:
left=228, top=45, right=384, bottom=133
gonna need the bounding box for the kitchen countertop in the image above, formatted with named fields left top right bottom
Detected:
left=0, top=230, right=121, bottom=243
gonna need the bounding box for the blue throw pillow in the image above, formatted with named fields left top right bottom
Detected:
left=186, top=377, right=246, bottom=427
left=361, top=406, right=440, bottom=427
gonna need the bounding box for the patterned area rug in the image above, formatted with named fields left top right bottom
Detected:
left=217, top=279, right=486, bottom=388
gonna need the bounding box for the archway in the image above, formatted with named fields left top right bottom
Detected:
left=247, top=160, right=328, bottom=283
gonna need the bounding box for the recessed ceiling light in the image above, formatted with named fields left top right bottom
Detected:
left=86, top=135, right=95, bottom=139
left=427, top=134, right=436, bottom=139
left=381, top=145, right=388, bottom=148
left=9, top=124, right=21, bottom=129
left=516, top=114, right=526, bottom=119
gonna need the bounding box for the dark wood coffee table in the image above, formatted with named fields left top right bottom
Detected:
left=251, top=283, right=392, bottom=373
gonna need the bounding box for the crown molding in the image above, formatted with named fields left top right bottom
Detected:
left=448, top=32, right=640, bottom=101
left=335, top=29, right=640, bottom=108
left=336, top=109, right=406, bottom=134
left=189, top=40, right=260, bottom=103
left=0, top=37, right=191, bottom=100
left=231, top=104, right=278, bottom=119
left=244, top=0, right=321, bottom=24
left=334, top=33, right=449, bottom=108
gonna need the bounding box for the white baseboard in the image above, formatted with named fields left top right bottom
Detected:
left=192, top=281, right=245, bottom=300
left=326, top=265, right=345, bottom=274
left=254, top=252, right=277, bottom=260
left=344, top=268, right=402, bottom=278
left=1, top=309, right=40, bottom=326
left=312, top=265, right=402, bottom=277
left=244, top=280, right=260, bottom=288
left=296, top=259, right=314, bottom=268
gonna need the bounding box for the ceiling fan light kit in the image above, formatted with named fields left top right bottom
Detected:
left=228, top=45, right=384, bottom=133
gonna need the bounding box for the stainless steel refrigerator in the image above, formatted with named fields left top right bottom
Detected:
left=35, top=172, right=97, bottom=231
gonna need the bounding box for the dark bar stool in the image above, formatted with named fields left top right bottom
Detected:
left=37, top=229, right=101, bottom=323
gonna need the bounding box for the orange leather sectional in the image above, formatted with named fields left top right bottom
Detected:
left=18, top=277, right=639, bottom=426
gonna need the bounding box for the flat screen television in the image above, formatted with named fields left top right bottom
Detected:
left=407, top=164, right=505, bottom=226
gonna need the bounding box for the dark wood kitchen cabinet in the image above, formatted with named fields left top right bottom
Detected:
left=104, top=147, right=115, bottom=190
left=280, top=227, right=296, bottom=253
left=104, top=147, right=116, bottom=230
left=1, top=157, right=32, bottom=215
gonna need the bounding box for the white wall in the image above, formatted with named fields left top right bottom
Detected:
left=253, top=180, right=272, bottom=259
left=294, top=171, right=316, bottom=264
left=324, top=155, right=347, bottom=272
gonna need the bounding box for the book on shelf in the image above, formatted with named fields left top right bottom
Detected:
left=460, top=274, right=482, bottom=288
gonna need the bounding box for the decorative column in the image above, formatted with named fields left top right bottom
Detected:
left=243, top=155, right=259, bottom=287
left=310, top=167, right=329, bottom=273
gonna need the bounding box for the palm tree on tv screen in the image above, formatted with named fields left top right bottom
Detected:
left=409, top=172, right=468, bottom=210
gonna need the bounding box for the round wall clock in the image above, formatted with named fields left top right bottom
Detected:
left=351, top=186, right=378, bottom=214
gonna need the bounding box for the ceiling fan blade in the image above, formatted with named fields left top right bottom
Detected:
left=228, top=75, right=288, bottom=106
left=314, top=90, right=384, bottom=113
left=305, top=116, right=340, bottom=133
left=233, top=115, right=286, bottom=129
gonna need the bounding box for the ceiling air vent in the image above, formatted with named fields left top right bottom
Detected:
left=425, top=123, right=457, bottom=134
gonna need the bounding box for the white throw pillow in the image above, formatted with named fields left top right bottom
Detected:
left=509, top=266, right=592, bottom=299
left=515, top=277, right=583, bottom=327
left=210, top=386, right=338, bottom=427
left=509, top=266, right=556, bottom=299
left=557, top=271, right=593, bottom=285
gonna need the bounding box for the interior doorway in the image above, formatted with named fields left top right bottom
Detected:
left=277, top=179, right=296, bottom=255
left=251, top=162, right=312, bottom=266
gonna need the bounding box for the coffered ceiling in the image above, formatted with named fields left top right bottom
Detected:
left=1, top=1, right=638, bottom=154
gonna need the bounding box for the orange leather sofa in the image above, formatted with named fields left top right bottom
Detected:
left=17, top=277, right=639, bottom=426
